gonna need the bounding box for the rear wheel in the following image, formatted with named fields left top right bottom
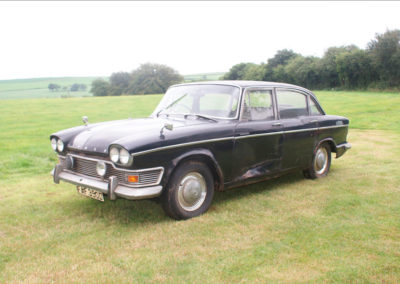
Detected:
left=303, top=143, right=331, bottom=179
left=161, top=161, right=214, bottom=220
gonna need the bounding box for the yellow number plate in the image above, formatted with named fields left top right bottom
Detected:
left=77, top=186, right=104, bottom=202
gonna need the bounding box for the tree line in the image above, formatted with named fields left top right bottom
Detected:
left=223, top=29, right=400, bottom=90
left=48, top=83, right=87, bottom=92
left=90, top=63, right=184, bottom=96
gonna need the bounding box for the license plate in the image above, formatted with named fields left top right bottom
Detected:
left=77, top=186, right=104, bottom=202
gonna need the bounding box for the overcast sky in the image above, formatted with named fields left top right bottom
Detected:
left=0, top=1, right=399, bottom=80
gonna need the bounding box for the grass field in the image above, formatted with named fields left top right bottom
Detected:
left=0, top=91, right=399, bottom=282
left=0, top=73, right=225, bottom=100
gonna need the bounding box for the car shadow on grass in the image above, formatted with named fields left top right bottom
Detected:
left=213, top=171, right=305, bottom=204
left=57, top=170, right=306, bottom=225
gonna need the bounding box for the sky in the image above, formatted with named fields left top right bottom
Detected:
left=0, top=1, right=399, bottom=80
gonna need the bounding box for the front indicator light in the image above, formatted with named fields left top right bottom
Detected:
left=127, top=175, right=139, bottom=183
left=96, top=161, right=106, bottom=177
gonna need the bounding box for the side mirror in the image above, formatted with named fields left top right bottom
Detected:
left=160, top=123, right=173, bottom=138
left=82, top=116, right=89, bottom=126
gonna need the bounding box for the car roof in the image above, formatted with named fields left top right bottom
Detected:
left=172, top=80, right=313, bottom=95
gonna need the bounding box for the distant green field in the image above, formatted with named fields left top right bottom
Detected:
left=0, top=77, right=101, bottom=99
left=183, top=72, right=225, bottom=82
left=0, top=91, right=399, bottom=282
left=0, top=73, right=225, bottom=100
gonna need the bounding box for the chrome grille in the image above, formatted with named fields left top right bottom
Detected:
left=61, top=155, right=163, bottom=187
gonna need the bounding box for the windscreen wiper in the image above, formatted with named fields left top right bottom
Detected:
left=184, top=114, right=217, bottom=122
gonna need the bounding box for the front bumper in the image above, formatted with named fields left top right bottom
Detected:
left=336, top=142, right=352, bottom=158
left=52, top=164, right=163, bottom=200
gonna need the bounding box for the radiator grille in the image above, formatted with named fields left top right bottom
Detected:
left=61, top=155, right=163, bottom=187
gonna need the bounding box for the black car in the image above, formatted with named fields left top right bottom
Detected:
left=51, top=81, right=351, bottom=219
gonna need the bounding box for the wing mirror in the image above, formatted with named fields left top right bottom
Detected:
left=160, top=123, right=173, bottom=138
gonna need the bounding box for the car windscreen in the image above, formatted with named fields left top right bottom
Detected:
left=152, top=85, right=240, bottom=119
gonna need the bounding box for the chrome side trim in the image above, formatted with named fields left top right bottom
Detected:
left=235, top=131, right=283, bottom=140
left=132, top=136, right=234, bottom=156
left=131, top=124, right=349, bottom=156
left=319, top=125, right=347, bottom=130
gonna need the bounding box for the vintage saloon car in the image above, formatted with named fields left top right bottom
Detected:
left=51, top=81, right=351, bottom=219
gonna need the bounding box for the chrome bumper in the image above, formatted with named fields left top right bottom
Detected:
left=52, top=164, right=163, bottom=200
left=336, top=142, right=351, bottom=158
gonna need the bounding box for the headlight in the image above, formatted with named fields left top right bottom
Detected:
left=57, top=139, right=64, bottom=152
left=119, top=148, right=130, bottom=165
left=51, top=138, right=57, bottom=151
left=96, top=161, right=106, bottom=176
left=110, top=147, right=120, bottom=163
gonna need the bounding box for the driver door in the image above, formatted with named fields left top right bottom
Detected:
left=232, top=88, right=283, bottom=182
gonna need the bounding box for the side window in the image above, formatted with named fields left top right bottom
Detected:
left=242, top=90, right=274, bottom=121
left=276, top=90, right=308, bottom=119
left=310, top=97, right=323, bottom=115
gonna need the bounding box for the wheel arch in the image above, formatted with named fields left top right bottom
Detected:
left=163, top=148, right=224, bottom=191
left=317, top=137, right=337, bottom=153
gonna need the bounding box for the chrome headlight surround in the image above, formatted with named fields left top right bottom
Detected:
left=109, top=145, right=133, bottom=166
left=51, top=137, right=65, bottom=153
left=51, top=138, right=57, bottom=151
left=57, top=139, right=64, bottom=152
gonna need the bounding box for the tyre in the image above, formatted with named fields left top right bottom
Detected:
left=303, top=142, right=332, bottom=179
left=161, top=161, right=214, bottom=220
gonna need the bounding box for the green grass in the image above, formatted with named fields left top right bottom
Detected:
left=0, top=91, right=399, bottom=282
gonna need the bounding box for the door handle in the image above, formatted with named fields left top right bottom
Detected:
left=272, top=122, right=282, bottom=126
left=310, top=120, right=318, bottom=123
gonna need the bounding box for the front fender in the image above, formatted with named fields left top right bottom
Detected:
left=164, top=148, right=224, bottom=191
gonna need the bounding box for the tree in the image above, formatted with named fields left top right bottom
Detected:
left=222, top=63, right=257, bottom=80
left=368, top=29, right=400, bottom=87
left=319, top=45, right=359, bottom=88
left=127, top=63, right=183, bottom=94
left=285, top=56, right=322, bottom=89
left=70, top=83, right=80, bottom=92
left=48, top=83, right=60, bottom=91
left=267, top=49, right=299, bottom=68
left=90, top=79, right=110, bottom=96
left=336, top=49, right=375, bottom=89
left=109, top=72, right=131, bottom=96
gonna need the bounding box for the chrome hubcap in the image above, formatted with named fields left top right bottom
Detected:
left=177, top=172, right=207, bottom=211
left=314, top=147, right=328, bottom=175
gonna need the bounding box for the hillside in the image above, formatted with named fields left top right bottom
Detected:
left=0, top=73, right=225, bottom=99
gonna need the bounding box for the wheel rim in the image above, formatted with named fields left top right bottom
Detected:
left=314, top=146, right=328, bottom=175
left=177, top=172, right=207, bottom=211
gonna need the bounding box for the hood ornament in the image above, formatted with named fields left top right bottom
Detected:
left=82, top=116, right=89, bottom=126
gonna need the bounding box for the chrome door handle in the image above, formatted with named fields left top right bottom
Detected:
left=310, top=120, right=318, bottom=123
left=272, top=122, right=282, bottom=126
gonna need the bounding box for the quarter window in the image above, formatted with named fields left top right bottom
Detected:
left=242, top=90, right=274, bottom=121
left=276, top=90, right=308, bottom=119
left=310, top=97, right=323, bottom=115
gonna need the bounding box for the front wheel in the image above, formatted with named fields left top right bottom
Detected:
left=303, top=143, right=331, bottom=179
left=161, top=161, right=214, bottom=220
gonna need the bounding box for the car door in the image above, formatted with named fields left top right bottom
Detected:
left=232, top=88, right=283, bottom=182
left=276, top=88, right=319, bottom=170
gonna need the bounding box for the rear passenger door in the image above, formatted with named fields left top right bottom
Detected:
left=276, top=89, right=318, bottom=169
